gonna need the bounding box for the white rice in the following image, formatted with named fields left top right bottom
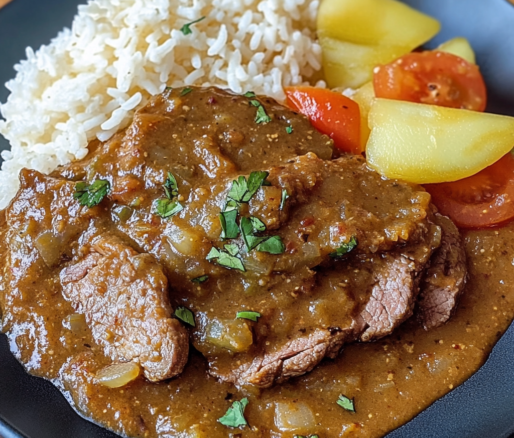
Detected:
left=0, top=0, right=324, bottom=209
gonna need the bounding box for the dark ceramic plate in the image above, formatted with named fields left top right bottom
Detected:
left=1, top=0, right=514, bottom=437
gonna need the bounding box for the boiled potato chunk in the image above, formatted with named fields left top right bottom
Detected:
left=366, top=99, right=514, bottom=184
left=318, top=0, right=440, bottom=88
left=437, top=37, right=476, bottom=64
left=350, top=81, right=375, bottom=149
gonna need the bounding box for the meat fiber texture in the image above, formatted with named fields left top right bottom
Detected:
left=0, top=0, right=323, bottom=209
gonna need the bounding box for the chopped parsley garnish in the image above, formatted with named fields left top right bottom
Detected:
left=243, top=91, right=256, bottom=98
left=180, top=87, right=193, bottom=96
left=156, top=171, right=183, bottom=218
left=218, top=398, right=249, bottom=428
left=257, top=235, right=286, bottom=254
left=236, top=311, right=261, bottom=322
left=220, top=209, right=239, bottom=239
left=250, top=216, right=266, bottom=232
left=255, top=104, right=272, bottom=124
left=191, top=275, right=209, bottom=284
left=155, top=199, right=184, bottom=218
left=286, top=125, right=293, bottom=134
left=228, top=171, right=269, bottom=205
left=206, top=246, right=246, bottom=272
left=165, top=86, right=172, bottom=91
left=74, top=179, right=110, bottom=208
left=240, top=217, right=267, bottom=251
left=294, top=436, right=319, bottom=438
left=174, top=307, right=195, bottom=327
left=337, top=394, right=356, bottom=413
left=179, top=16, right=206, bottom=35
left=163, top=172, right=179, bottom=198
left=248, top=98, right=272, bottom=124
left=280, top=189, right=289, bottom=211
left=329, top=236, right=358, bottom=258
left=224, top=243, right=239, bottom=256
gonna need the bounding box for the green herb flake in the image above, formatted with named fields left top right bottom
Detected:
left=255, top=104, right=272, bottom=124
left=74, top=179, right=110, bottom=208
left=236, top=311, right=261, bottom=322
left=240, top=217, right=266, bottom=251
left=219, top=209, right=239, bottom=239
left=294, top=435, right=319, bottom=438
left=228, top=171, right=269, bottom=204
left=286, top=125, right=293, bottom=134
left=174, top=306, right=195, bottom=327
left=218, top=398, right=249, bottom=428
left=191, top=275, right=209, bottom=284
left=180, top=87, right=193, bottom=96
left=228, top=176, right=248, bottom=204
left=224, top=199, right=239, bottom=212
left=329, top=236, right=358, bottom=258
left=206, top=247, right=221, bottom=261
left=163, top=171, right=179, bottom=198
left=257, top=235, right=285, bottom=255
left=217, top=252, right=246, bottom=271
left=249, top=99, right=261, bottom=107
left=250, top=216, right=266, bottom=232
left=224, top=244, right=240, bottom=256
left=337, top=394, right=356, bottom=413
left=245, top=171, right=269, bottom=201
left=280, top=189, right=289, bottom=211
left=155, top=199, right=184, bottom=218
left=207, top=247, right=246, bottom=272
left=165, top=86, right=172, bottom=91
left=243, top=91, right=256, bottom=98
left=179, top=16, right=206, bottom=35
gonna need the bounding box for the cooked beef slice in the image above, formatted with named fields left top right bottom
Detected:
left=224, top=327, right=354, bottom=389
left=60, top=236, right=189, bottom=382
left=203, top=228, right=442, bottom=388
left=416, top=214, right=468, bottom=330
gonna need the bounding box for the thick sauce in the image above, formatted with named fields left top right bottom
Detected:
left=1, top=88, right=513, bottom=438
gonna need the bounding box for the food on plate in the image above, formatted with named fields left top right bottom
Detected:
left=1, top=0, right=514, bottom=437
left=366, top=98, right=514, bottom=183
left=437, top=36, right=476, bottom=64
left=373, top=51, right=487, bottom=111
left=0, top=86, right=469, bottom=436
left=317, top=0, right=440, bottom=88
left=425, top=152, right=514, bottom=229
left=285, top=86, right=362, bottom=154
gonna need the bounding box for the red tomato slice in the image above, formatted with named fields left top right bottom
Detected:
left=425, top=153, right=514, bottom=229
left=373, top=51, right=487, bottom=111
left=285, top=86, right=362, bottom=155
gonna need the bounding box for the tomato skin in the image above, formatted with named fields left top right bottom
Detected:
left=285, top=86, right=362, bottom=155
left=425, top=153, right=514, bottom=229
left=373, top=51, right=487, bottom=111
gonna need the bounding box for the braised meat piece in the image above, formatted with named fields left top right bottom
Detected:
left=61, top=236, right=189, bottom=382
left=0, top=87, right=468, bottom=400
left=416, top=214, right=468, bottom=330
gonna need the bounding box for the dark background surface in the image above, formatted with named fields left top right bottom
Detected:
left=1, top=0, right=514, bottom=437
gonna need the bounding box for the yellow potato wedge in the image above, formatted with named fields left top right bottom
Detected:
left=437, top=37, right=476, bottom=64
left=318, top=0, right=440, bottom=89
left=366, top=98, right=514, bottom=184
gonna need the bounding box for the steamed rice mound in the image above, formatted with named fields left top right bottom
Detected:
left=0, top=0, right=323, bottom=209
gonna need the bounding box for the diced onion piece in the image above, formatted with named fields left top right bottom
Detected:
left=66, top=313, right=87, bottom=333
left=274, top=401, right=316, bottom=432
left=206, top=319, right=253, bottom=353
left=34, top=231, right=62, bottom=267
left=96, top=362, right=140, bottom=388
